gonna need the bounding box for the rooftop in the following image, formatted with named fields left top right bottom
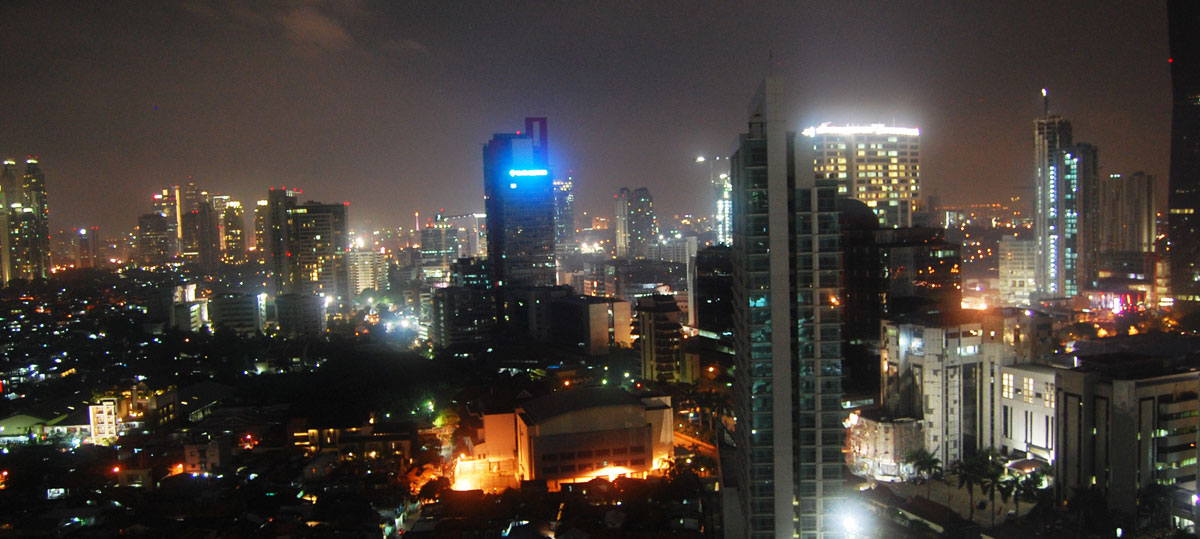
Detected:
left=520, top=387, right=646, bottom=425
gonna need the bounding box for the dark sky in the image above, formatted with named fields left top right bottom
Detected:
left=0, top=1, right=1170, bottom=235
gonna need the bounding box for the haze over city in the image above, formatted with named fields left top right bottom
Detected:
left=0, top=0, right=1170, bottom=233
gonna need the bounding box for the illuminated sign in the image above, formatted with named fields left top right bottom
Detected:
left=508, top=169, right=548, bottom=177
left=801, top=123, right=920, bottom=137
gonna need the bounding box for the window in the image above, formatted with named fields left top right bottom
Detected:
left=1023, top=377, right=1035, bottom=404
left=1002, top=373, right=1014, bottom=399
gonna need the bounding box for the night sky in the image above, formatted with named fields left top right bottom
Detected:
left=0, top=1, right=1170, bottom=236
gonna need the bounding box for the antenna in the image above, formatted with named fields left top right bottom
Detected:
left=1042, top=88, right=1049, bottom=116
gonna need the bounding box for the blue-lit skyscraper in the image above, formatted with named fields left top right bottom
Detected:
left=482, top=117, right=557, bottom=288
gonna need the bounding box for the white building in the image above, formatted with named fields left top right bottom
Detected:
left=998, top=236, right=1037, bottom=307
left=802, top=122, right=921, bottom=228
left=347, top=250, right=388, bottom=296
left=996, top=363, right=1058, bottom=463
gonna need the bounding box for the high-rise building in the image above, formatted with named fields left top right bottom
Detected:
left=482, top=117, right=556, bottom=289
left=181, top=201, right=221, bottom=270
left=0, top=160, right=15, bottom=282
left=553, top=176, right=577, bottom=263
left=801, top=123, right=921, bottom=228
left=1033, top=110, right=1074, bottom=298
left=291, top=201, right=350, bottom=308
left=716, top=174, right=733, bottom=246
left=731, top=78, right=844, bottom=538
left=614, top=188, right=630, bottom=258
left=1037, top=143, right=1099, bottom=298
left=253, top=199, right=268, bottom=262
left=265, top=188, right=299, bottom=295
left=222, top=201, right=248, bottom=264
left=1099, top=172, right=1156, bottom=254
left=636, top=294, right=687, bottom=383
left=151, top=186, right=182, bottom=257
left=420, top=215, right=460, bottom=286
left=998, top=235, right=1037, bottom=307
left=627, top=187, right=656, bottom=258
left=442, top=213, right=487, bottom=258
left=1169, top=0, right=1200, bottom=307
left=135, top=213, right=172, bottom=267
left=76, top=227, right=100, bottom=268
left=347, top=250, right=388, bottom=296
left=12, top=158, right=49, bottom=279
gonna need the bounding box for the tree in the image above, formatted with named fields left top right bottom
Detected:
left=956, top=456, right=984, bottom=522
left=905, top=448, right=942, bottom=499
left=977, top=450, right=1005, bottom=527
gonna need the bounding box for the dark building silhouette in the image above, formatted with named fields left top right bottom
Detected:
left=1169, top=0, right=1200, bottom=309
left=693, top=245, right=733, bottom=342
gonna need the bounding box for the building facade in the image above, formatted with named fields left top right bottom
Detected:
left=1168, top=0, right=1200, bottom=307
left=998, top=236, right=1037, bottom=307
left=482, top=117, right=557, bottom=289
left=732, top=78, right=845, bottom=538
left=801, top=123, right=921, bottom=228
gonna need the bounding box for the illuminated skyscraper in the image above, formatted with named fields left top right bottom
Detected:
left=1168, top=0, right=1200, bottom=307
left=1099, top=172, right=1156, bottom=254
left=14, top=158, right=49, bottom=278
left=553, top=176, right=576, bottom=261
left=732, top=78, right=844, bottom=538
left=254, top=199, right=268, bottom=262
left=1036, top=142, right=1099, bottom=298
left=291, top=201, right=350, bottom=309
left=1033, top=109, right=1073, bottom=298
left=222, top=201, right=248, bottom=264
left=482, top=117, right=556, bottom=288
left=627, top=187, right=656, bottom=258
left=135, top=213, right=172, bottom=267
left=76, top=226, right=100, bottom=268
left=614, top=187, right=630, bottom=258
left=802, top=123, right=921, bottom=228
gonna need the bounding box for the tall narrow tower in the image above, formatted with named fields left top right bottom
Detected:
left=1033, top=98, right=1073, bottom=298
left=732, top=77, right=845, bottom=538
left=1168, top=0, right=1200, bottom=309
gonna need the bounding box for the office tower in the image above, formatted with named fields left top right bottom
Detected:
left=627, top=187, right=657, bottom=258
left=275, top=293, right=327, bottom=337
left=152, top=186, right=182, bottom=256
left=443, top=213, right=487, bottom=258
left=265, top=188, right=299, bottom=295
left=15, top=158, right=49, bottom=278
left=1037, top=143, right=1099, bottom=298
left=553, top=176, right=577, bottom=261
left=1099, top=172, right=1156, bottom=254
left=222, top=201, right=247, bottom=264
left=1169, top=0, right=1200, bottom=307
left=254, top=199, right=268, bottom=261
left=731, top=78, right=844, bottom=538
left=181, top=201, right=221, bottom=269
left=292, top=201, right=350, bottom=308
left=998, top=235, right=1037, bottom=307
left=614, top=188, right=631, bottom=258
left=0, top=160, right=16, bottom=282
left=801, top=123, right=921, bottom=228
left=135, top=213, right=172, bottom=267
left=181, top=181, right=204, bottom=214
left=482, top=117, right=556, bottom=288
left=636, top=294, right=687, bottom=383
left=209, top=293, right=267, bottom=337
left=1033, top=109, right=1074, bottom=298
left=716, top=174, right=733, bottom=246
left=76, top=227, right=100, bottom=268
left=420, top=214, right=460, bottom=286
left=347, top=250, right=388, bottom=296
left=693, top=245, right=733, bottom=341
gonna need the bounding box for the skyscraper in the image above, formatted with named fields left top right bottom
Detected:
left=1033, top=110, right=1073, bottom=298
left=732, top=78, right=844, bottom=538
left=135, top=213, right=172, bottom=267
left=553, top=175, right=576, bottom=261
left=265, top=188, right=299, bottom=295
left=627, top=187, right=656, bottom=258
left=801, top=123, right=921, bottom=228
left=291, top=201, right=350, bottom=308
left=222, top=200, right=248, bottom=264
left=614, top=188, right=630, bottom=258
left=1168, top=0, right=1200, bottom=307
left=17, top=158, right=49, bottom=279
left=482, top=117, right=556, bottom=289
left=1099, top=172, right=1156, bottom=254
left=1037, top=143, right=1099, bottom=298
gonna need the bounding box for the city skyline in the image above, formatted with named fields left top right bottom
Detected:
left=0, top=1, right=1171, bottom=235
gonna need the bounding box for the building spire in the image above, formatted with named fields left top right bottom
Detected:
left=1042, top=88, right=1049, bottom=116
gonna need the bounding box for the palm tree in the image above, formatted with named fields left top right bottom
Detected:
left=997, top=476, right=1016, bottom=519
left=978, top=451, right=1005, bottom=527
left=956, top=456, right=984, bottom=522
left=905, top=448, right=942, bottom=499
